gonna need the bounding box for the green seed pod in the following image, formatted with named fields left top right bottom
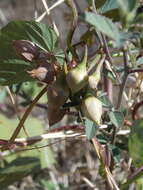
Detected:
left=66, top=46, right=88, bottom=94
left=47, top=71, right=69, bottom=110
left=81, top=95, right=102, bottom=125
left=88, top=56, right=104, bottom=90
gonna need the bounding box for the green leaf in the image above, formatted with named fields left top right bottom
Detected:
left=40, top=141, right=55, bottom=169
left=40, top=179, right=55, bottom=190
left=0, top=21, right=57, bottom=60
left=85, top=118, right=98, bottom=140
left=137, top=57, right=143, bottom=66
left=0, top=157, right=40, bottom=188
left=129, top=119, right=143, bottom=167
left=99, top=94, right=113, bottom=108
left=0, top=21, right=58, bottom=85
left=99, top=0, right=119, bottom=13
left=0, top=59, right=35, bottom=85
left=82, top=12, right=120, bottom=41
left=108, top=144, right=121, bottom=163
left=54, top=49, right=65, bottom=67
left=115, top=0, right=137, bottom=24
left=116, top=0, right=137, bottom=13
left=108, top=110, right=124, bottom=128
left=136, top=178, right=143, bottom=190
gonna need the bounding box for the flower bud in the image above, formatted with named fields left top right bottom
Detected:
left=81, top=95, right=102, bottom=125
left=66, top=46, right=88, bottom=94
left=12, top=40, right=39, bottom=62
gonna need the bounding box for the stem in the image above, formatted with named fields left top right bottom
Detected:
left=92, top=137, right=120, bottom=190
left=2, top=85, right=48, bottom=150
left=66, top=0, right=78, bottom=52
left=121, top=166, right=143, bottom=190
left=132, top=100, right=143, bottom=120
left=116, top=73, right=128, bottom=110
left=116, top=49, right=129, bottom=109
left=103, top=62, right=113, bottom=102
left=6, top=86, right=29, bottom=137
left=129, top=68, right=143, bottom=73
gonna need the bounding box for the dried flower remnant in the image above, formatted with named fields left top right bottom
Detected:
left=12, top=40, right=39, bottom=62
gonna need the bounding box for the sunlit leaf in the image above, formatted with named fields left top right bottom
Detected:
left=85, top=118, right=98, bottom=140
left=82, top=12, right=120, bottom=41
left=108, top=110, right=124, bottom=128
left=0, top=21, right=58, bottom=85
left=99, top=0, right=119, bottom=13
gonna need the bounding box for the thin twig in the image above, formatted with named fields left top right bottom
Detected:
left=1, top=85, right=48, bottom=150
left=116, top=49, right=129, bottom=109
left=129, top=68, right=143, bottom=73
left=14, top=134, right=82, bottom=152
left=92, top=137, right=120, bottom=190
left=41, top=0, right=59, bottom=36
left=36, top=0, right=65, bottom=22
left=6, top=86, right=29, bottom=137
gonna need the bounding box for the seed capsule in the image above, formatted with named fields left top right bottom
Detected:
left=66, top=46, right=88, bottom=94
left=81, top=95, right=102, bottom=125
left=88, top=56, right=104, bottom=90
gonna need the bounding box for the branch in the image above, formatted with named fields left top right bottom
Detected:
left=1, top=85, right=48, bottom=151
left=116, top=48, right=129, bottom=109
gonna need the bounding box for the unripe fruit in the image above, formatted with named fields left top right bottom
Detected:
left=66, top=46, right=88, bottom=94
left=81, top=95, right=102, bottom=125
left=88, top=57, right=104, bottom=90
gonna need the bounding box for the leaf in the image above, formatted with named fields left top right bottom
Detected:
left=40, top=179, right=55, bottom=190
left=54, top=49, right=65, bottom=67
left=99, top=0, right=119, bottom=14
left=0, top=59, right=35, bottom=85
left=108, top=110, right=124, bottom=128
left=82, top=12, right=120, bottom=41
left=137, top=57, right=143, bottom=66
left=0, top=21, right=57, bottom=60
left=40, top=141, right=55, bottom=169
left=85, top=118, right=98, bottom=140
left=0, top=157, right=40, bottom=188
left=99, top=94, right=113, bottom=108
left=0, top=21, right=58, bottom=85
left=136, top=178, right=143, bottom=190
left=129, top=119, right=143, bottom=167
left=103, top=68, right=116, bottom=82
left=116, top=0, right=137, bottom=13
left=108, top=144, right=121, bottom=163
